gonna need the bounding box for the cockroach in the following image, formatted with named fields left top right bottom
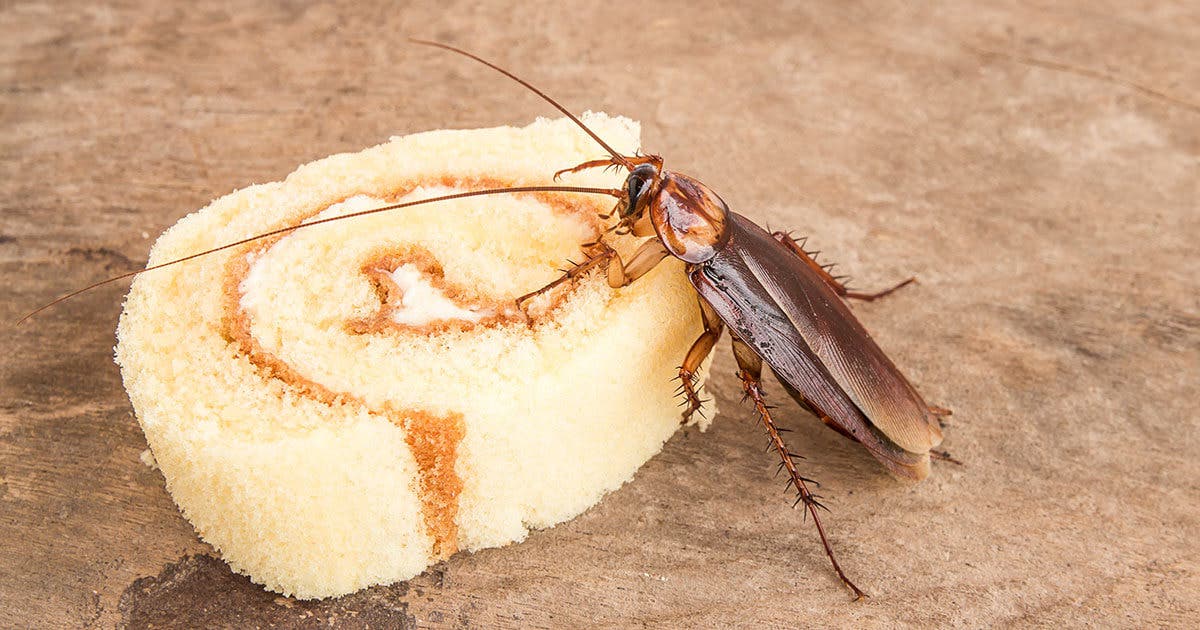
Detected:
left=21, top=39, right=951, bottom=599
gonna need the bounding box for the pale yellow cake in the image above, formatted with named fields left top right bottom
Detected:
left=115, top=114, right=715, bottom=599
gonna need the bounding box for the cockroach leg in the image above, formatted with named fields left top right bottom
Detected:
left=842, top=277, right=916, bottom=302
left=553, top=154, right=664, bottom=180
left=515, top=244, right=617, bottom=308
left=927, top=404, right=954, bottom=428
left=731, top=336, right=867, bottom=600
left=514, top=237, right=669, bottom=311
left=554, top=158, right=621, bottom=180
left=677, top=298, right=723, bottom=423
left=582, top=224, right=623, bottom=249
left=786, top=386, right=863, bottom=444
left=606, top=239, right=669, bottom=288
left=930, top=449, right=963, bottom=465
left=770, top=231, right=915, bottom=302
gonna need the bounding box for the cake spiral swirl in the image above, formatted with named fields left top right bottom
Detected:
left=115, top=114, right=713, bottom=598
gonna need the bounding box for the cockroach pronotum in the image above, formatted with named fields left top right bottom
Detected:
left=21, top=39, right=952, bottom=599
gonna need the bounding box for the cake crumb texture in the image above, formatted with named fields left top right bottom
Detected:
left=114, top=114, right=713, bottom=598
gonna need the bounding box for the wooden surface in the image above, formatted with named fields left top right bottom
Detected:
left=3, top=1, right=1198, bottom=628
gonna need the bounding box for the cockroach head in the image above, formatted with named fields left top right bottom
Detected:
left=620, top=162, right=661, bottom=220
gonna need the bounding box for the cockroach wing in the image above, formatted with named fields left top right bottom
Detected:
left=690, top=212, right=942, bottom=480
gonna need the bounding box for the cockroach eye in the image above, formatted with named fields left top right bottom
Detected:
left=627, top=176, right=644, bottom=208
left=622, top=163, right=659, bottom=218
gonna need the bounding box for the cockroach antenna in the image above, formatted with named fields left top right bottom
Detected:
left=409, top=39, right=634, bottom=171
left=16, top=185, right=620, bottom=325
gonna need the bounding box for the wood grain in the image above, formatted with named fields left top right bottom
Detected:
left=3, top=1, right=1198, bottom=627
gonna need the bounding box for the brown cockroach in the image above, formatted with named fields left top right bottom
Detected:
left=22, top=40, right=951, bottom=599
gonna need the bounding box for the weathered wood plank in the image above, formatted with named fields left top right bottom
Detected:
left=3, top=1, right=1198, bottom=627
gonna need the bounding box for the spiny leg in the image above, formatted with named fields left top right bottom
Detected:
left=553, top=154, right=663, bottom=180
left=515, top=243, right=616, bottom=308
left=676, top=298, right=723, bottom=423
left=554, top=158, right=623, bottom=180
left=771, top=231, right=914, bottom=302
left=605, top=238, right=668, bottom=288
left=731, top=336, right=867, bottom=600
left=930, top=449, right=963, bottom=465
left=842, top=277, right=915, bottom=302
left=926, top=403, right=956, bottom=430
left=516, top=237, right=670, bottom=310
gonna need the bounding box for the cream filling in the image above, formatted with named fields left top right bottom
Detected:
left=387, top=263, right=492, bottom=325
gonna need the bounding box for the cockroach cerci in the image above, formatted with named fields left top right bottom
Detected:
left=22, top=39, right=952, bottom=599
